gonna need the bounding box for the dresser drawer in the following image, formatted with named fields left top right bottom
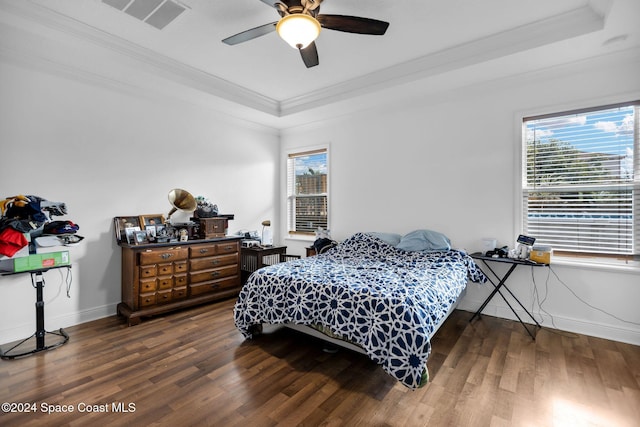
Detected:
left=139, top=293, right=157, bottom=307
left=157, top=262, right=174, bottom=276
left=172, top=286, right=187, bottom=300
left=139, top=247, right=188, bottom=264
left=189, top=241, right=239, bottom=259
left=139, top=278, right=157, bottom=293
left=174, top=260, right=188, bottom=274
left=189, top=265, right=238, bottom=284
left=189, top=253, right=238, bottom=271
left=175, top=273, right=188, bottom=287
left=157, top=276, right=174, bottom=290
left=216, top=242, right=239, bottom=255
left=140, top=265, right=157, bottom=278
left=189, top=276, right=239, bottom=297
left=156, top=289, right=172, bottom=304
left=189, top=243, right=218, bottom=259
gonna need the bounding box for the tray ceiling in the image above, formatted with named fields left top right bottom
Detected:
left=1, top=0, right=638, bottom=128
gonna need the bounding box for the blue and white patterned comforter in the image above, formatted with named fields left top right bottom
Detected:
left=234, top=232, right=487, bottom=389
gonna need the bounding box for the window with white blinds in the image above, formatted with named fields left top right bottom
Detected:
left=522, top=102, right=639, bottom=258
left=287, top=148, right=328, bottom=235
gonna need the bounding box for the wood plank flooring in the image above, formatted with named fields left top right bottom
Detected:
left=1, top=298, right=639, bottom=426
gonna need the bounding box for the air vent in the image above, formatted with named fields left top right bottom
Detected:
left=102, top=0, right=188, bottom=30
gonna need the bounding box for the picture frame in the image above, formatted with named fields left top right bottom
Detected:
left=132, top=230, right=148, bottom=245
left=125, top=226, right=141, bottom=244
left=114, top=216, right=142, bottom=243
left=145, top=225, right=157, bottom=239
left=139, top=214, right=165, bottom=230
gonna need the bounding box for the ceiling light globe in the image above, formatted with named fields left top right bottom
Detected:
left=276, top=14, right=321, bottom=50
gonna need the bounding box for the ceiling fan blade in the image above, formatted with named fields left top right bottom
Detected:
left=222, top=22, right=277, bottom=45
left=317, top=15, right=389, bottom=35
left=260, top=0, right=288, bottom=16
left=299, top=42, right=319, bottom=68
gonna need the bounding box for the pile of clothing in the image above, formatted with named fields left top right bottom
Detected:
left=0, top=195, right=80, bottom=257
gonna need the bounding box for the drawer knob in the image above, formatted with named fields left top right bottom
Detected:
left=211, top=271, right=220, bottom=277
left=161, top=253, right=173, bottom=259
left=211, top=260, right=220, bottom=265
left=200, top=248, right=209, bottom=254
left=210, top=284, right=219, bottom=289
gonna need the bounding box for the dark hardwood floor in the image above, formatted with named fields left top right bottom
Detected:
left=1, top=298, right=639, bottom=426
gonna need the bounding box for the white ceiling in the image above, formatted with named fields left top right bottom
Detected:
left=1, top=0, right=639, bottom=128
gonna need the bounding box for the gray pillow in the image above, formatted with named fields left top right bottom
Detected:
left=396, top=229, right=451, bottom=252
left=367, top=232, right=402, bottom=246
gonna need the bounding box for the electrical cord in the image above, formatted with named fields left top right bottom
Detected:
left=529, top=265, right=640, bottom=338
left=548, top=266, right=640, bottom=326
left=42, top=267, right=73, bottom=304
left=530, top=266, right=556, bottom=328
left=530, top=266, right=580, bottom=339
left=65, top=266, right=72, bottom=298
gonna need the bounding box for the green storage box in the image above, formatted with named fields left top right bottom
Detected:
left=1, top=251, right=70, bottom=272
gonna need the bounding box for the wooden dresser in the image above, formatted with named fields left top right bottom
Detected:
left=117, top=237, right=242, bottom=325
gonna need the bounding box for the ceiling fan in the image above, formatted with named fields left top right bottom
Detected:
left=222, top=0, right=389, bottom=68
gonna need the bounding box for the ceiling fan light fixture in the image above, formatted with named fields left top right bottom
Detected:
left=276, top=14, right=321, bottom=50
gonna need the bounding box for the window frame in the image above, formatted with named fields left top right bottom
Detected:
left=285, top=146, right=330, bottom=238
left=517, top=100, right=639, bottom=269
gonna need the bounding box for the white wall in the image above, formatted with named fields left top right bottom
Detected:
left=281, top=51, right=640, bottom=345
left=0, top=61, right=280, bottom=344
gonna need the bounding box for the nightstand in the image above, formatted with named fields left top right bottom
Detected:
left=241, top=245, right=295, bottom=282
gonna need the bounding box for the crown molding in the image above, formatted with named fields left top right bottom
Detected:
left=0, top=0, right=280, bottom=116
left=0, top=0, right=606, bottom=121
left=0, top=39, right=284, bottom=132
left=279, top=4, right=605, bottom=116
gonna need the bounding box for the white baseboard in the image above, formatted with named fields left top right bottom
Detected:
left=0, top=303, right=118, bottom=345
left=458, top=298, right=640, bottom=346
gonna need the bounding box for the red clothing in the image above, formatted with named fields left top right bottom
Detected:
left=0, top=227, right=28, bottom=257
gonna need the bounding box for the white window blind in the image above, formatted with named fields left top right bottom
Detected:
left=287, top=149, right=328, bottom=234
left=522, top=102, right=639, bottom=257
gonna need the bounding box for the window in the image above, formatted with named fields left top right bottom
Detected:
left=522, top=101, right=639, bottom=260
left=287, top=148, right=328, bottom=235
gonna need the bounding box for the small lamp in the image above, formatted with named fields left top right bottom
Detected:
left=276, top=14, right=321, bottom=50
left=261, top=220, right=273, bottom=247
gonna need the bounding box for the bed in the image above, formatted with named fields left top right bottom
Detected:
left=233, top=231, right=487, bottom=389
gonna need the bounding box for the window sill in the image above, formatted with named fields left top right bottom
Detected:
left=551, top=255, right=640, bottom=274
left=284, top=234, right=316, bottom=243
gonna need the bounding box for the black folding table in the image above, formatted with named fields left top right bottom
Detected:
left=470, top=253, right=547, bottom=340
